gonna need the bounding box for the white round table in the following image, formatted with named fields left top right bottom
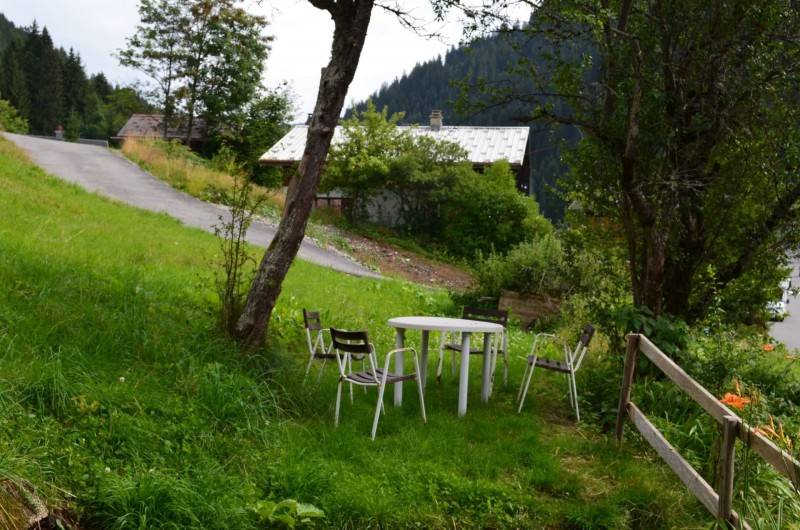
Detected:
left=388, top=316, right=504, bottom=416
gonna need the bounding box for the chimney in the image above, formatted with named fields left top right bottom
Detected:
left=429, top=110, right=443, bottom=131
left=305, top=113, right=313, bottom=126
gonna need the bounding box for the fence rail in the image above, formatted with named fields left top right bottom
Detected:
left=615, top=333, right=800, bottom=529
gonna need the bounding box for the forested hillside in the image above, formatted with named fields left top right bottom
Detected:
left=0, top=14, right=152, bottom=140
left=347, top=33, right=577, bottom=220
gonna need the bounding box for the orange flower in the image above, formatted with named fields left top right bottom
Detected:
left=763, top=343, right=775, bottom=352
left=753, top=427, right=769, bottom=437
left=719, top=392, right=751, bottom=410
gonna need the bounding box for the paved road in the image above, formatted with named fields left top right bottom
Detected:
left=3, top=133, right=380, bottom=279
left=770, top=261, right=799, bottom=352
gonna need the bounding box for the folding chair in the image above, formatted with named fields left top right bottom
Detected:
left=517, top=324, right=595, bottom=421
left=436, top=307, right=509, bottom=388
left=330, top=328, right=426, bottom=440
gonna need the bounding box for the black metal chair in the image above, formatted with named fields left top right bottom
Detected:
left=517, top=324, right=596, bottom=421
left=302, top=309, right=335, bottom=385
left=302, top=309, right=365, bottom=401
left=436, top=307, right=509, bottom=388
left=330, top=328, right=426, bottom=440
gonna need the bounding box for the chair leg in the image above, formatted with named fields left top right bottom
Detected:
left=315, top=359, right=327, bottom=384
left=517, top=363, right=530, bottom=402
left=436, top=333, right=446, bottom=385
left=570, top=372, right=580, bottom=422
left=517, top=360, right=537, bottom=413
left=372, top=381, right=388, bottom=440
left=566, top=373, right=575, bottom=410
left=303, top=356, right=315, bottom=386
left=415, top=374, right=427, bottom=424
left=502, top=332, right=509, bottom=387
left=489, top=334, right=499, bottom=394
left=334, top=379, right=343, bottom=427
left=348, top=358, right=354, bottom=404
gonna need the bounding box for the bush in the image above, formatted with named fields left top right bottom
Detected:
left=0, top=99, right=28, bottom=134
left=443, top=161, right=552, bottom=258
left=474, top=234, right=566, bottom=298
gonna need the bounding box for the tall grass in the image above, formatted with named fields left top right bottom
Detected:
left=120, top=138, right=283, bottom=210
left=0, top=136, right=710, bottom=528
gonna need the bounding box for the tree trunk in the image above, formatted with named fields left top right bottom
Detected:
left=234, top=0, right=375, bottom=348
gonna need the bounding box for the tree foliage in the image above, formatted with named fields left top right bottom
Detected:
left=325, top=101, right=550, bottom=258
left=324, top=100, right=469, bottom=230
left=119, top=0, right=279, bottom=152
left=0, top=14, right=154, bottom=139
left=461, top=0, right=800, bottom=322
left=0, top=97, right=28, bottom=133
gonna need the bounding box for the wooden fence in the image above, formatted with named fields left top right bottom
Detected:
left=615, top=334, right=800, bottom=529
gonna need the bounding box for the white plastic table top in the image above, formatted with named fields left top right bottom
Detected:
left=388, top=316, right=504, bottom=416
left=388, top=316, right=504, bottom=334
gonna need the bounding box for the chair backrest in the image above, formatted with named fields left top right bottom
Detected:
left=462, top=307, right=509, bottom=327
left=330, top=328, right=376, bottom=376
left=303, top=309, right=326, bottom=355
left=303, top=309, right=323, bottom=331
left=570, top=324, right=596, bottom=371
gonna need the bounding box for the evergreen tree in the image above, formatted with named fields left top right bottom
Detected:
left=0, top=14, right=26, bottom=53
left=23, top=25, right=63, bottom=135
left=0, top=40, right=30, bottom=120
left=62, top=48, right=88, bottom=117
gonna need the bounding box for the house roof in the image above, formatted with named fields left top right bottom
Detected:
left=260, top=124, right=530, bottom=167
left=114, top=114, right=206, bottom=141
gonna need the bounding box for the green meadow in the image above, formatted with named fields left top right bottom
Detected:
left=0, top=137, right=707, bottom=528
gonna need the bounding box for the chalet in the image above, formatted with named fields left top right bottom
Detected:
left=112, top=114, right=206, bottom=150
left=260, top=111, right=532, bottom=192
left=260, top=111, right=531, bottom=224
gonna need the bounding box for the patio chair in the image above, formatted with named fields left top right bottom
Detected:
left=517, top=324, right=595, bottom=421
left=303, top=309, right=335, bottom=385
left=302, top=309, right=365, bottom=401
left=330, top=327, right=427, bottom=440
left=436, top=307, right=509, bottom=388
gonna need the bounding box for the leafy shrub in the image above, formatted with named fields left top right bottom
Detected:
left=0, top=99, right=28, bottom=134
left=252, top=498, right=325, bottom=529
left=474, top=234, right=565, bottom=298
left=443, top=161, right=551, bottom=258
left=603, top=305, right=689, bottom=360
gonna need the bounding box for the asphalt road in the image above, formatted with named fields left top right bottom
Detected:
left=770, top=261, right=800, bottom=352
left=3, top=133, right=381, bottom=279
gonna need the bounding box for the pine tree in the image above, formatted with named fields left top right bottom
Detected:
left=62, top=48, right=88, bottom=117
left=0, top=40, right=30, bottom=120
left=24, top=25, right=63, bottom=135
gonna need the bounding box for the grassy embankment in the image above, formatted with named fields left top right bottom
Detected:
left=0, top=137, right=708, bottom=528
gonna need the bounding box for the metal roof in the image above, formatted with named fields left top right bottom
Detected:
left=114, top=114, right=206, bottom=141
left=260, top=124, right=530, bottom=167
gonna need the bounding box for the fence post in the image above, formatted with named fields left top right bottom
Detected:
left=718, top=415, right=739, bottom=527
left=615, top=334, right=640, bottom=444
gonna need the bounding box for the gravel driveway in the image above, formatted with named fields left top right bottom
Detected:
left=3, top=133, right=380, bottom=279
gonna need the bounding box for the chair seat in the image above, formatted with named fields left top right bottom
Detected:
left=529, top=356, right=571, bottom=373
left=345, top=369, right=418, bottom=386
left=444, top=343, right=504, bottom=354
left=313, top=352, right=364, bottom=360
left=443, top=343, right=486, bottom=355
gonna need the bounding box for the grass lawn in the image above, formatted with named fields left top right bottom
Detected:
left=0, top=137, right=709, bottom=528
